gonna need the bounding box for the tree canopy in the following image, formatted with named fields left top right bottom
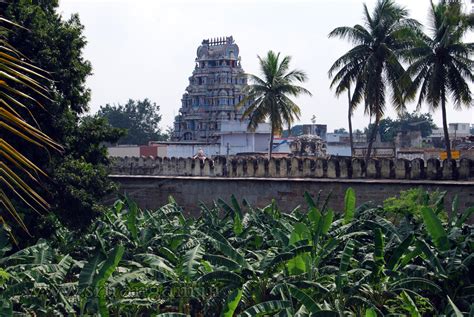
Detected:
left=98, top=99, right=168, bottom=145
left=333, top=128, right=348, bottom=134
left=363, top=112, right=437, bottom=142
left=4, top=0, right=122, bottom=239
left=0, top=16, right=62, bottom=237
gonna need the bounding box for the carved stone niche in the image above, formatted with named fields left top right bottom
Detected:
left=426, top=159, right=441, bottom=180
left=351, top=158, right=365, bottom=178
left=289, top=134, right=327, bottom=158
left=442, top=159, right=458, bottom=180
left=458, top=158, right=472, bottom=180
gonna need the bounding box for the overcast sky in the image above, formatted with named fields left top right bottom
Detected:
left=58, top=0, right=474, bottom=132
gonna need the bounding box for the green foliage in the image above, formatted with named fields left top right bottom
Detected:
left=51, top=157, right=117, bottom=229
left=0, top=14, right=61, bottom=236
left=0, top=189, right=473, bottom=315
left=343, top=187, right=356, bottom=224
left=94, top=245, right=125, bottom=317
left=421, top=207, right=449, bottom=251
left=4, top=0, right=122, bottom=238
left=221, top=288, right=242, bottom=317
left=383, top=188, right=448, bottom=222
left=98, top=98, right=168, bottom=145
left=363, top=111, right=437, bottom=142
left=0, top=269, right=9, bottom=286
left=333, top=128, right=347, bottom=134
left=240, top=300, right=291, bottom=316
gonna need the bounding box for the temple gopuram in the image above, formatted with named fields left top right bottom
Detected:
left=172, top=36, right=249, bottom=142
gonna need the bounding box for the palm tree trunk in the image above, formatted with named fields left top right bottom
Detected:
left=365, top=114, right=380, bottom=161
left=441, top=93, right=452, bottom=161
left=268, top=126, right=274, bottom=159
left=348, top=86, right=354, bottom=157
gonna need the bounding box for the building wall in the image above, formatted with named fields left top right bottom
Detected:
left=166, top=144, right=220, bottom=158
left=254, top=134, right=271, bottom=152
left=220, top=134, right=253, bottom=154
left=220, top=121, right=270, bottom=133
left=326, top=133, right=344, bottom=143
left=109, top=157, right=474, bottom=221
left=327, top=144, right=351, bottom=156
left=273, top=139, right=292, bottom=153
left=431, top=122, right=471, bottom=138
left=217, top=132, right=270, bottom=155
left=108, top=146, right=140, bottom=157
left=139, top=146, right=158, bottom=157
left=157, top=144, right=168, bottom=157
left=449, top=123, right=471, bottom=135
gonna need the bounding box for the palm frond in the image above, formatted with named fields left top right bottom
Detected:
left=237, top=50, right=310, bottom=158
left=0, top=17, right=62, bottom=236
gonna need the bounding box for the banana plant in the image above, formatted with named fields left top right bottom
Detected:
left=1, top=188, right=472, bottom=315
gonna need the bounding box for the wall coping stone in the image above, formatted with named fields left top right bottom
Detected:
left=109, top=157, right=474, bottom=181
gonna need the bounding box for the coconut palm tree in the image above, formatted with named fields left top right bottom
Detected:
left=0, top=18, right=61, bottom=237
left=237, top=50, right=311, bottom=159
left=404, top=0, right=473, bottom=160
left=328, top=0, right=419, bottom=160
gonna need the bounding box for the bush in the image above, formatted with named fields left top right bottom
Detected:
left=383, top=188, right=449, bottom=222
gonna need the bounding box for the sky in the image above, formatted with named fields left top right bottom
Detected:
left=58, top=0, right=474, bottom=132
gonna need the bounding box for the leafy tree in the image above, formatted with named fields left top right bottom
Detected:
left=364, top=117, right=395, bottom=142
left=0, top=17, right=61, bottom=237
left=364, top=111, right=436, bottom=142
left=333, top=128, right=348, bottom=134
left=98, top=99, right=168, bottom=145
left=404, top=0, right=473, bottom=160
left=328, top=0, right=420, bottom=160
left=4, top=0, right=122, bottom=238
left=50, top=116, right=124, bottom=229
left=398, top=111, right=437, bottom=137
left=237, top=51, right=311, bottom=158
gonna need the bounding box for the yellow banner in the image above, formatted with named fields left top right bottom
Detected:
left=440, top=151, right=460, bottom=160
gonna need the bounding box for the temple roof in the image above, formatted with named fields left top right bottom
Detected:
left=196, top=36, right=239, bottom=61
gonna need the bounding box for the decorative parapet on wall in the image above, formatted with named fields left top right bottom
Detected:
left=109, top=156, right=474, bottom=180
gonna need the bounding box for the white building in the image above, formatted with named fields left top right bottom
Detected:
left=108, top=121, right=272, bottom=158
left=216, top=121, right=271, bottom=155
left=430, top=123, right=471, bottom=139
left=163, top=121, right=271, bottom=157
left=326, top=133, right=351, bottom=156
left=327, top=144, right=351, bottom=156
left=108, top=145, right=140, bottom=157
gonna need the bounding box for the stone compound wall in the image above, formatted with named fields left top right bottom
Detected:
left=110, top=156, right=474, bottom=180
left=109, top=157, right=474, bottom=220
left=109, top=176, right=474, bottom=221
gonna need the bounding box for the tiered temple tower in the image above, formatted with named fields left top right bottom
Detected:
left=172, top=36, right=248, bottom=142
